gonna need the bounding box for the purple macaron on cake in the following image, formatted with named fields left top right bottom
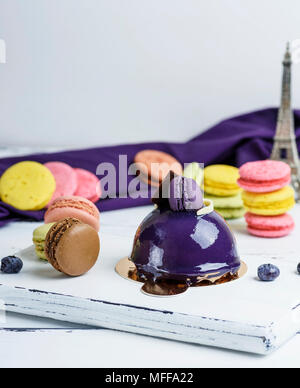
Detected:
left=130, top=173, right=241, bottom=288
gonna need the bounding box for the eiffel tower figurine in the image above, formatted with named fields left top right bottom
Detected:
left=270, top=43, right=300, bottom=201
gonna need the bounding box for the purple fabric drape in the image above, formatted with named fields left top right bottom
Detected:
left=0, top=108, right=299, bottom=226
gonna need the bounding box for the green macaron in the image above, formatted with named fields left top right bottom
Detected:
left=183, top=162, right=203, bottom=187
left=205, top=192, right=245, bottom=220
left=214, top=207, right=246, bottom=220
left=33, top=223, right=55, bottom=261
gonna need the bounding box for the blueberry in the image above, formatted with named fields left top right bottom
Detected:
left=1, top=256, right=23, bottom=274
left=297, top=263, right=300, bottom=275
left=258, top=264, right=280, bottom=282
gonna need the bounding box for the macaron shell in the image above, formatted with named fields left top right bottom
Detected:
left=134, top=150, right=183, bottom=186
left=45, top=207, right=99, bottom=231
left=245, top=213, right=295, bottom=238
left=33, top=223, right=56, bottom=243
left=0, top=161, right=56, bottom=210
left=215, top=207, right=246, bottom=220
left=204, top=185, right=241, bottom=197
left=238, top=175, right=290, bottom=193
left=205, top=191, right=246, bottom=219
left=204, top=165, right=241, bottom=196
left=239, top=160, right=291, bottom=182
left=183, top=163, right=204, bottom=187
left=74, top=168, right=101, bottom=203
left=45, top=196, right=100, bottom=232
left=44, top=162, right=78, bottom=204
left=244, top=204, right=294, bottom=216
left=34, top=247, right=48, bottom=261
left=204, top=165, right=240, bottom=186
left=169, top=176, right=204, bottom=211
left=247, top=225, right=294, bottom=238
left=54, top=223, right=100, bottom=276
left=33, top=223, right=56, bottom=261
left=238, top=160, right=291, bottom=193
left=245, top=212, right=295, bottom=228
left=242, top=186, right=295, bottom=216
left=45, top=218, right=100, bottom=277
left=204, top=193, right=244, bottom=209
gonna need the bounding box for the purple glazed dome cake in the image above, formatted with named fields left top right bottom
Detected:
left=130, top=174, right=241, bottom=285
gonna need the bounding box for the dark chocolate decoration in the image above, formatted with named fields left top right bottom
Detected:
left=141, top=280, right=189, bottom=296
left=115, top=257, right=247, bottom=297
left=152, top=171, right=178, bottom=209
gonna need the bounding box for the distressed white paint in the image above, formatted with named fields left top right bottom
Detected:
left=0, top=205, right=300, bottom=354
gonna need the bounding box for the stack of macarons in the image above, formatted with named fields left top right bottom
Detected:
left=33, top=195, right=100, bottom=270
left=238, top=160, right=295, bottom=238
left=34, top=217, right=100, bottom=276
left=0, top=161, right=101, bottom=211
left=203, top=165, right=245, bottom=220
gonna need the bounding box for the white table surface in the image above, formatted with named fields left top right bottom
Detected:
left=0, top=147, right=299, bottom=368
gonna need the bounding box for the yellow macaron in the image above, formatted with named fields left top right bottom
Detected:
left=242, top=186, right=295, bottom=216
left=204, top=165, right=241, bottom=196
left=0, top=161, right=56, bottom=211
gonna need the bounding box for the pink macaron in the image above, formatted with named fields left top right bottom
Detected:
left=245, top=212, right=295, bottom=238
left=45, top=196, right=100, bottom=232
left=74, top=168, right=101, bottom=203
left=238, top=160, right=291, bottom=193
left=45, top=162, right=78, bottom=204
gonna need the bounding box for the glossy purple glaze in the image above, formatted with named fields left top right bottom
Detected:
left=130, top=208, right=241, bottom=282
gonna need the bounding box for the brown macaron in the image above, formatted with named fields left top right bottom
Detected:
left=45, top=218, right=100, bottom=277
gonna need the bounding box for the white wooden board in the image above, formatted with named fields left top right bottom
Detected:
left=0, top=205, right=300, bottom=355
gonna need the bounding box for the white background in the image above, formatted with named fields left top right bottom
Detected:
left=0, top=0, right=300, bottom=147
